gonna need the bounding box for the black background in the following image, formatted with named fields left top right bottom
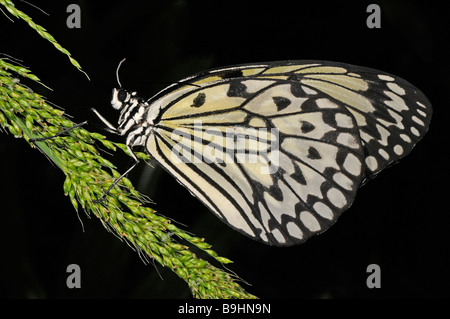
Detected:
left=0, top=0, right=448, bottom=299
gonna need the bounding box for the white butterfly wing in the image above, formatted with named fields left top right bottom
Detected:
left=287, top=62, right=432, bottom=180
left=146, top=76, right=365, bottom=245
left=137, top=60, right=431, bottom=246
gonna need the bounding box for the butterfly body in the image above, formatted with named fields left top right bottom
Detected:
left=103, top=60, right=431, bottom=246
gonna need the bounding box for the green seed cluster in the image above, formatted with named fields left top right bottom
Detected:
left=0, top=0, right=89, bottom=79
left=0, top=58, right=256, bottom=299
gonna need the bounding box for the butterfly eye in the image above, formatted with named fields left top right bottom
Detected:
left=117, top=89, right=128, bottom=102
left=111, top=88, right=129, bottom=109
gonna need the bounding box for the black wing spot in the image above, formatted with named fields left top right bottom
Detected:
left=191, top=92, right=206, bottom=107
left=218, top=160, right=226, bottom=167
left=227, top=81, right=250, bottom=98
left=291, top=163, right=307, bottom=185
left=268, top=183, right=283, bottom=201
left=221, top=69, right=243, bottom=79
left=301, top=121, right=315, bottom=134
left=307, top=146, right=321, bottom=160
left=273, top=96, right=291, bottom=111
left=290, top=82, right=304, bottom=97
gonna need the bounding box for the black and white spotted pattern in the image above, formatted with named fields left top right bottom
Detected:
left=104, top=60, right=432, bottom=246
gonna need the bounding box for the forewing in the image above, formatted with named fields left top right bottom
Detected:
left=147, top=77, right=365, bottom=245
left=254, top=61, right=432, bottom=180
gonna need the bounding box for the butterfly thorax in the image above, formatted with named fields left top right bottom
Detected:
left=110, top=88, right=159, bottom=149
left=111, top=88, right=151, bottom=133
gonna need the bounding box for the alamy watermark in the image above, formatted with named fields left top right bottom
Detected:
left=66, top=4, right=81, bottom=29
left=366, top=4, right=381, bottom=29
left=66, top=263, right=81, bottom=289
left=366, top=263, right=381, bottom=288
left=170, top=121, right=280, bottom=175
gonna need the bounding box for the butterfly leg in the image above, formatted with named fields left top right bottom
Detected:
left=92, top=129, right=143, bottom=203
left=29, top=121, right=88, bottom=142
left=92, top=157, right=139, bottom=203
left=91, top=107, right=119, bottom=134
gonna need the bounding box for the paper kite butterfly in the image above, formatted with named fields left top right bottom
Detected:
left=92, top=60, right=432, bottom=246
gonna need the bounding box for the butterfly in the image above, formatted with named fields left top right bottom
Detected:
left=93, top=60, right=432, bottom=246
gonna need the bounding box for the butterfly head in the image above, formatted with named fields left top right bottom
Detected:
left=111, top=88, right=131, bottom=110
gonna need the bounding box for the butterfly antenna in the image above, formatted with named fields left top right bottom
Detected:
left=116, top=58, right=126, bottom=88
left=19, top=0, right=50, bottom=16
